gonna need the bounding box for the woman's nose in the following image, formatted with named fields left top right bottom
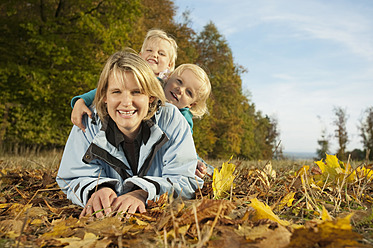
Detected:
left=121, top=92, right=132, bottom=106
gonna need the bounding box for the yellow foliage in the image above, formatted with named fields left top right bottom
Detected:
left=288, top=213, right=361, bottom=247
left=276, top=192, right=295, bottom=211
left=56, top=232, right=101, bottom=248
left=212, top=156, right=236, bottom=199
left=295, top=165, right=309, bottom=184
left=314, top=154, right=356, bottom=186
left=356, top=166, right=373, bottom=180
left=248, top=198, right=290, bottom=226
left=321, top=206, right=332, bottom=221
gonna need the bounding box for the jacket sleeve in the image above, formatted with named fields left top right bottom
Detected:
left=122, top=104, right=204, bottom=201
left=56, top=112, right=120, bottom=207
left=70, top=88, right=97, bottom=108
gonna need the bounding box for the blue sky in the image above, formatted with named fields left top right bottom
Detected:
left=173, top=0, right=373, bottom=154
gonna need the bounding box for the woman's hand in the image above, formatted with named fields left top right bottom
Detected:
left=111, top=189, right=148, bottom=216
left=195, top=160, right=207, bottom=178
left=80, top=187, right=117, bottom=218
left=71, top=98, right=92, bottom=132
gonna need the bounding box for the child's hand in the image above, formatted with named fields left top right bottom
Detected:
left=195, top=160, right=207, bottom=178
left=71, top=98, right=92, bottom=132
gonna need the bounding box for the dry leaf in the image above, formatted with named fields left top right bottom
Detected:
left=56, top=232, right=100, bottom=248
left=248, top=198, right=289, bottom=226
left=213, top=156, right=236, bottom=199
left=289, top=213, right=363, bottom=247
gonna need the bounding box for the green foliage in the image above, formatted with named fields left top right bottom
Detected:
left=0, top=0, right=280, bottom=159
left=0, top=0, right=143, bottom=147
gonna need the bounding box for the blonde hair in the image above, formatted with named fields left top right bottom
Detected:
left=140, top=29, right=178, bottom=71
left=94, top=49, right=166, bottom=121
left=169, top=64, right=211, bottom=118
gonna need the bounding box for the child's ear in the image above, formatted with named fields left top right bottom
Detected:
left=168, top=61, right=173, bottom=70
left=187, top=102, right=197, bottom=108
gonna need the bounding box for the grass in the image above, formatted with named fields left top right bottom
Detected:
left=0, top=151, right=372, bottom=246
left=0, top=149, right=62, bottom=170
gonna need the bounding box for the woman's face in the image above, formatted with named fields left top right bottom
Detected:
left=105, top=71, right=152, bottom=141
left=164, top=69, right=201, bottom=109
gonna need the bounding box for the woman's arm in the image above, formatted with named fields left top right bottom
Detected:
left=57, top=111, right=120, bottom=207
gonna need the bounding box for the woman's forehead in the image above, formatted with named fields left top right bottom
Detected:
left=108, top=70, right=141, bottom=88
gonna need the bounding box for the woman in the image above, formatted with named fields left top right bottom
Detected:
left=57, top=50, right=203, bottom=218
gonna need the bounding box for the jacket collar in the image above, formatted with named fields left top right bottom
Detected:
left=103, top=117, right=152, bottom=148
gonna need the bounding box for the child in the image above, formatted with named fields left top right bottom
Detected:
left=71, top=29, right=177, bottom=131
left=57, top=50, right=202, bottom=217
left=163, top=64, right=214, bottom=177
left=70, top=30, right=212, bottom=177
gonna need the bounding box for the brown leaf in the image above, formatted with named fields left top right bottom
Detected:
left=178, top=199, right=236, bottom=226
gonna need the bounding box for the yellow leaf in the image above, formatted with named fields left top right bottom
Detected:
left=314, top=154, right=356, bottom=186
left=288, top=213, right=361, bottom=247
left=212, top=156, right=236, bottom=199
left=57, top=232, right=99, bottom=248
left=166, top=224, right=190, bottom=239
left=248, top=198, right=289, bottom=226
left=276, top=192, right=295, bottom=211
left=321, top=206, right=332, bottom=221
left=357, top=166, right=373, bottom=180
left=42, top=217, right=79, bottom=239
left=0, top=203, right=11, bottom=209
left=30, top=218, right=44, bottom=226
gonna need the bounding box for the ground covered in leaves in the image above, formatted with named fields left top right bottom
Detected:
left=0, top=155, right=372, bottom=247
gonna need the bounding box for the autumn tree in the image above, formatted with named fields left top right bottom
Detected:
left=194, top=22, right=246, bottom=158
left=359, top=106, right=373, bottom=160
left=1, top=0, right=281, bottom=160
left=193, top=23, right=279, bottom=159
left=0, top=0, right=144, bottom=150
left=316, top=128, right=330, bottom=160
left=333, top=107, right=349, bottom=160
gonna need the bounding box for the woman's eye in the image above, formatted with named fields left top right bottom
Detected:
left=132, top=90, right=142, bottom=95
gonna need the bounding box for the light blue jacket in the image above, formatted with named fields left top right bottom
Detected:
left=57, top=103, right=203, bottom=207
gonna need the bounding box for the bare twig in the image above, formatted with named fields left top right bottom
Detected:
left=193, top=204, right=201, bottom=241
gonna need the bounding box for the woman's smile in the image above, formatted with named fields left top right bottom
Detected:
left=105, top=71, right=151, bottom=141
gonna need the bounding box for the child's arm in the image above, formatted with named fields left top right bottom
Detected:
left=70, top=89, right=97, bottom=132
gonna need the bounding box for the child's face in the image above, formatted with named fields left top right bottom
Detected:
left=139, top=39, right=172, bottom=75
left=163, top=69, right=202, bottom=109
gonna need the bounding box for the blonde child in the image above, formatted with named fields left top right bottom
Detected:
left=71, top=29, right=177, bottom=131
left=70, top=31, right=212, bottom=177
left=163, top=64, right=213, bottom=177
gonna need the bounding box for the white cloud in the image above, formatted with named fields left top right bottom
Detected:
left=174, top=0, right=373, bottom=153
